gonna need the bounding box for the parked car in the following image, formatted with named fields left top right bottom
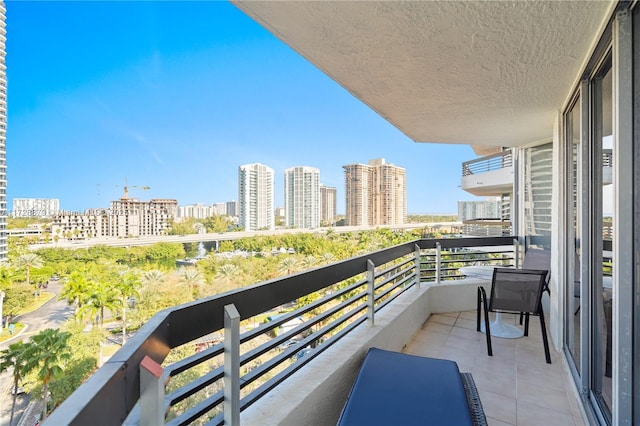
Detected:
left=11, top=385, right=25, bottom=395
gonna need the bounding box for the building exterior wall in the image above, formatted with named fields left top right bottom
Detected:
left=457, top=199, right=501, bottom=221
left=12, top=198, right=60, bottom=218
left=0, top=3, right=6, bottom=261
left=320, top=185, right=337, bottom=225
left=52, top=199, right=177, bottom=239
left=238, top=163, right=274, bottom=231
left=225, top=200, right=238, bottom=217
left=284, top=166, right=320, bottom=229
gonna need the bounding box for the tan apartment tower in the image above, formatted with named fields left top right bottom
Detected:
left=319, top=184, right=337, bottom=225
left=343, top=158, right=406, bottom=226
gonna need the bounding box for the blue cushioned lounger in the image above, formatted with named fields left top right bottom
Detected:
left=337, top=347, right=474, bottom=426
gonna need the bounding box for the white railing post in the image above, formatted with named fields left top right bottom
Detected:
left=224, top=304, right=240, bottom=426
left=436, top=242, right=442, bottom=284
left=414, top=244, right=421, bottom=289
left=367, top=260, right=375, bottom=326
left=139, top=356, right=164, bottom=426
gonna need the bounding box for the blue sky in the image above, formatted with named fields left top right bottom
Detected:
left=6, top=1, right=476, bottom=215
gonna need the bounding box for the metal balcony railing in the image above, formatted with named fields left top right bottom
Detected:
left=48, top=236, right=516, bottom=426
left=462, top=219, right=512, bottom=237
left=462, top=150, right=513, bottom=177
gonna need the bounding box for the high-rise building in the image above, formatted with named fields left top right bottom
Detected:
left=107, top=198, right=178, bottom=237
left=344, top=158, right=406, bottom=226
left=0, top=2, right=6, bottom=261
left=12, top=198, right=60, bottom=217
left=457, top=199, right=501, bottom=221
left=284, top=166, right=320, bottom=229
left=225, top=200, right=238, bottom=217
left=238, top=163, right=274, bottom=231
left=52, top=198, right=177, bottom=239
left=320, top=184, right=337, bottom=225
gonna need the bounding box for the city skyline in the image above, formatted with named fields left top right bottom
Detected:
left=6, top=1, right=475, bottom=215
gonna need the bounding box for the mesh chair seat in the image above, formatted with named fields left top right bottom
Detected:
left=477, top=268, right=551, bottom=364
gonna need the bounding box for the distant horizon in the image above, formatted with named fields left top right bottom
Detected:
left=7, top=2, right=479, bottom=214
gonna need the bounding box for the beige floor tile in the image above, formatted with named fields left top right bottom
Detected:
left=406, top=311, right=585, bottom=426
left=455, top=317, right=480, bottom=330
left=430, top=313, right=458, bottom=326
left=478, top=388, right=517, bottom=425
left=473, top=368, right=518, bottom=400
left=402, top=340, right=442, bottom=358
left=411, top=329, right=449, bottom=346
left=516, top=400, right=576, bottom=426
left=473, top=352, right=518, bottom=377
left=423, top=321, right=453, bottom=335
left=444, top=334, right=482, bottom=353
left=459, top=310, right=479, bottom=321
left=516, top=381, right=573, bottom=415
left=487, top=417, right=516, bottom=426
left=451, top=325, right=484, bottom=341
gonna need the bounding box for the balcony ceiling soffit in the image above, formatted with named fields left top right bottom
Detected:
left=234, top=1, right=613, bottom=148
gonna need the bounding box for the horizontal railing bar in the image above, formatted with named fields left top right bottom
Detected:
left=238, top=289, right=371, bottom=385
left=235, top=303, right=371, bottom=415
left=166, top=366, right=224, bottom=408
left=374, top=274, right=415, bottom=303
left=166, top=390, right=223, bottom=426
left=375, top=256, right=414, bottom=278
left=165, top=344, right=224, bottom=380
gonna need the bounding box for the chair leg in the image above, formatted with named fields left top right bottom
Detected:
left=477, top=287, right=482, bottom=332
left=524, top=313, right=530, bottom=336
left=539, top=310, right=552, bottom=364
left=479, top=288, right=493, bottom=357
left=519, top=312, right=524, bottom=325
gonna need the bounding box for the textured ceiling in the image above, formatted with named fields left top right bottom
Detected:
left=233, top=1, right=614, bottom=148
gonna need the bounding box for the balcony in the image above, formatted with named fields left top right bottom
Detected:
left=462, top=151, right=514, bottom=196
left=48, top=236, right=585, bottom=425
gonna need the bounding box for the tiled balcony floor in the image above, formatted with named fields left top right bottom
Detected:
left=403, top=311, right=586, bottom=426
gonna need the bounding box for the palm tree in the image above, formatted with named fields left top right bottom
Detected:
left=59, top=272, right=91, bottom=315
left=115, top=272, right=141, bottom=344
left=13, top=253, right=44, bottom=288
left=29, top=328, right=72, bottom=421
left=215, top=264, right=240, bottom=280
left=321, top=253, right=337, bottom=264
left=142, top=269, right=165, bottom=286
left=0, top=341, right=35, bottom=426
left=278, top=257, right=298, bottom=276
left=178, top=267, right=205, bottom=298
left=301, top=256, right=317, bottom=269
left=77, top=282, right=119, bottom=329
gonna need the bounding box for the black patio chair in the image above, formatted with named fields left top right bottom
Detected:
left=477, top=268, right=552, bottom=364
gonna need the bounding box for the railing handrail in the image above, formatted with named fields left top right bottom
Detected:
left=47, top=236, right=515, bottom=425
left=462, top=150, right=512, bottom=176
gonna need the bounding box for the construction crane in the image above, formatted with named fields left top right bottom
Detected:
left=116, top=178, right=150, bottom=200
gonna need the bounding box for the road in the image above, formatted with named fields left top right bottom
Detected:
left=0, top=281, right=73, bottom=426
left=28, top=222, right=462, bottom=251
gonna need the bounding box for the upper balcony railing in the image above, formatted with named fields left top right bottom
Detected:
left=47, top=236, right=516, bottom=425
left=461, top=150, right=512, bottom=177
left=461, top=151, right=513, bottom=196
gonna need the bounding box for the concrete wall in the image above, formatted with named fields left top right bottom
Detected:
left=241, top=279, right=486, bottom=426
